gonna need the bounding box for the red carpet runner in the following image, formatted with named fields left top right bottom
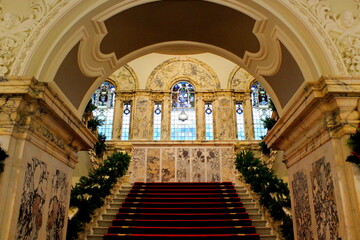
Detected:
left=104, top=182, right=260, bottom=239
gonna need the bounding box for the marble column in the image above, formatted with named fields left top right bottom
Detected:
left=243, top=92, right=254, bottom=140
left=112, top=91, right=123, bottom=140
left=196, top=94, right=206, bottom=141
left=265, top=76, right=360, bottom=240
left=130, top=92, right=152, bottom=140
left=213, top=91, right=236, bottom=140
left=161, top=93, right=171, bottom=141
left=0, top=77, right=96, bottom=240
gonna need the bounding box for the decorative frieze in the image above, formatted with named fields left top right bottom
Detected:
left=129, top=143, right=235, bottom=183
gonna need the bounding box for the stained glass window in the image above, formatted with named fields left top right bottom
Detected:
left=205, top=102, right=214, bottom=140
left=92, top=82, right=115, bottom=140
left=121, top=102, right=131, bottom=140
left=251, top=82, right=272, bottom=140
left=153, top=102, right=162, bottom=140
left=235, top=102, right=245, bottom=140
left=170, top=81, right=196, bottom=140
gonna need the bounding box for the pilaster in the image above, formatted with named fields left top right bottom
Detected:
left=243, top=92, right=254, bottom=140
left=0, top=77, right=97, bottom=240
left=213, top=91, right=236, bottom=140
left=196, top=93, right=206, bottom=141
left=265, top=76, right=360, bottom=240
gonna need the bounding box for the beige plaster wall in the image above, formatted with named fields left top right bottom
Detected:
left=71, top=151, right=93, bottom=186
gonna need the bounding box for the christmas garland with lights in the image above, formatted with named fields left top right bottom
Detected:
left=66, top=152, right=131, bottom=240
left=346, top=124, right=360, bottom=167
left=235, top=150, right=294, bottom=240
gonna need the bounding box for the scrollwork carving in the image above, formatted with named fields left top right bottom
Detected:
left=287, top=0, right=359, bottom=74
left=0, top=0, right=67, bottom=76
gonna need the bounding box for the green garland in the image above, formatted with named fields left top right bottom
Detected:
left=67, top=152, right=131, bottom=240
left=346, top=124, right=360, bottom=167
left=235, top=150, right=294, bottom=240
left=0, top=147, right=9, bottom=173
left=94, top=133, right=107, bottom=158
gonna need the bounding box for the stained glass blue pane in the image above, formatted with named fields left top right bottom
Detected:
left=153, top=103, right=162, bottom=140
left=121, top=103, right=131, bottom=140
left=251, top=82, right=272, bottom=140
left=171, top=81, right=195, bottom=109
left=92, top=82, right=115, bottom=140
left=205, top=103, right=214, bottom=140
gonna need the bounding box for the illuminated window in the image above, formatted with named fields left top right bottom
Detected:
left=205, top=102, right=214, bottom=140
left=153, top=102, right=162, bottom=140
left=251, top=82, right=272, bottom=140
left=92, top=82, right=115, bottom=140
left=170, top=81, right=196, bottom=140
left=121, top=102, right=131, bottom=140
left=235, top=102, right=245, bottom=140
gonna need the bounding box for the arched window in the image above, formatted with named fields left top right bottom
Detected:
left=170, top=81, right=196, bottom=140
left=251, top=82, right=272, bottom=140
left=92, top=82, right=115, bottom=140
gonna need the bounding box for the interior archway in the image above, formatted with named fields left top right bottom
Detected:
left=16, top=0, right=344, bottom=117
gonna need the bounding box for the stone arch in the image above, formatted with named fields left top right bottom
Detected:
left=146, top=57, right=220, bottom=91
left=3, top=0, right=350, bottom=115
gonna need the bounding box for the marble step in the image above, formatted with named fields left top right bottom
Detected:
left=87, top=235, right=103, bottom=240
left=256, top=227, right=272, bottom=235
left=252, top=220, right=267, bottom=228
left=93, top=227, right=108, bottom=235
left=260, top=235, right=277, bottom=240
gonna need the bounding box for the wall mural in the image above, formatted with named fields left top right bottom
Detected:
left=16, top=157, right=48, bottom=240
left=310, top=157, right=340, bottom=240
left=46, top=170, right=68, bottom=240
left=131, top=146, right=234, bottom=182
left=292, top=170, right=314, bottom=240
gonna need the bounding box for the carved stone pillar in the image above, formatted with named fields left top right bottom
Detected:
left=265, top=76, right=360, bottom=240
left=112, top=91, right=123, bottom=140
left=0, top=77, right=96, bottom=240
left=243, top=92, right=254, bottom=140
left=161, top=92, right=171, bottom=141
left=130, top=91, right=152, bottom=140
left=213, top=91, right=236, bottom=140
left=196, top=94, right=206, bottom=141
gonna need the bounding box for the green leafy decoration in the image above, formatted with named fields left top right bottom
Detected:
left=259, top=141, right=270, bottom=155
left=346, top=124, right=360, bottom=167
left=262, top=117, right=277, bottom=131
left=94, top=133, right=107, bottom=158
left=67, top=152, right=131, bottom=240
left=0, top=147, right=9, bottom=173
left=85, top=100, right=97, bottom=113
left=235, top=150, right=293, bottom=240
left=87, top=116, right=104, bottom=132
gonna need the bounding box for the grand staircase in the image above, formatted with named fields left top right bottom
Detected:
left=87, top=182, right=277, bottom=240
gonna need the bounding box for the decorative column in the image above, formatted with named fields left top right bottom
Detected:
left=130, top=91, right=153, bottom=141
left=213, top=91, right=236, bottom=140
left=161, top=92, right=171, bottom=141
left=112, top=91, right=123, bottom=140
left=243, top=91, right=254, bottom=140
left=265, top=76, right=360, bottom=240
left=196, top=93, right=206, bottom=141
left=0, top=77, right=96, bottom=240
